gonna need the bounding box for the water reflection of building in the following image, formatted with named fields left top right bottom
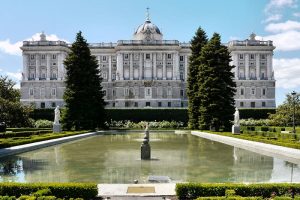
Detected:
left=231, top=147, right=274, bottom=182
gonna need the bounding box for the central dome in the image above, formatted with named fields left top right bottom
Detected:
left=133, top=10, right=163, bottom=41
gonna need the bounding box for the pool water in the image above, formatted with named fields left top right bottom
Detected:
left=0, top=132, right=299, bottom=183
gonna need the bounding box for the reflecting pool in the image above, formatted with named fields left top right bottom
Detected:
left=0, top=132, right=299, bottom=183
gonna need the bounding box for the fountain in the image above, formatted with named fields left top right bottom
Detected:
left=141, top=123, right=151, bottom=160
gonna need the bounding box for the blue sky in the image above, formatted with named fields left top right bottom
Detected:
left=0, top=0, right=300, bottom=106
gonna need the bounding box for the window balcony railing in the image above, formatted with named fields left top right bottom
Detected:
left=50, top=78, right=57, bottom=80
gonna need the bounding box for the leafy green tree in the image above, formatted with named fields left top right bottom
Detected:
left=187, top=27, right=208, bottom=129
left=269, top=92, right=300, bottom=127
left=62, top=31, right=106, bottom=130
left=0, top=76, right=33, bottom=127
left=198, top=33, right=236, bottom=131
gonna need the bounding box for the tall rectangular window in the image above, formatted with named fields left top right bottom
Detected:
left=251, top=102, right=255, bottom=108
left=158, top=102, right=162, bottom=107
left=168, top=102, right=171, bottom=107
left=239, top=54, right=244, bottom=60
left=167, top=54, right=172, bottom=59
left=146, top=54, right=150, bottom=59
left=240, top=102, right=244, bottom=107
left=180, top=90, right=184, bottom=97
left=29, top=88, right=34, bottom=96
left=240, top=88, right=244, bottom=95
left=262, top=88, right=266, bottom=96
left=180, top=56, right=184, bottom=61
left=262, top=102, right=266, bottom=107
left=51, top=88, right=56, bottom=96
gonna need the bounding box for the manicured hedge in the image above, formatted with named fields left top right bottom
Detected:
left=239, top=109, right=276, bottom=119
left=6, top=128, right=51, bottom=133
left=176, top=183, right=300, bottom=200
left=0, top=183, right=97, bottom=199
left=0, top=130, right=52, bottom=138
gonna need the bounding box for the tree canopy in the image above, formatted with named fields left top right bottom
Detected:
left=62, top=31, right=106, bottom=130
left=188, top=30, right=236, bottom=131
left=0, top=76, right=32, bottom=127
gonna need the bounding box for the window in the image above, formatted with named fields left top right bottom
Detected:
left=113, top=90, right=116, bottom=96
left=125, top=102, right=129, bottom=107
left=180, top=72, right=184, bottom=80
left=146, top=54, right=150, bottom=59
left=53, top=62, right=56, bottom=65
left=262, top=88, right=266, bottom=96
left=240, top=88, right=244, bottom=95
left=52, top=54, right=56, bottom=59
left=102, top=56, right=106, bottom=61
left=30, top=73, right=35, bottom=79
left=112, top=103, right=115, bottom=107
left=158, top=102, right=162, bottom=107
left=102, top=72, right=107, bottom=79
left=41, top=102, right=45, bottom=108
left=124, top=88, right=129, bottom=96
left=167, top=88, right=172, bottom=96
left=240, top=102, right=244, bottom=107
left=42, top=73, right=46, bottom=79
left=52, top=73, right=57, bottom=79
left=168, top=102, right=171, bottom=107
left=41, top=54, right=46, bottom=60
left=147, top=88, right=151, bottom=96
left=103, top=90, right=107, bottom=96
left=180, top=56, right=184, bottom=61
left=180, top=90, right=184, bottom=97
left=124, top=54, right=129, bottom=59
left=262, top=102, right=266, bottom=107
left=51, top=102, right=56, bottom=108
left=251, top=88, right=256, bottom=95
left=250, top=54, right=255, bottom=60
left=134, top=102, right=138, bottom=107
left=29, top=88, right=34, bottom=96
left=167, top=54, right=172, bottom=59
left=146, top=102, right=150, bottom=107
left=51, top=88, right=56, bottom=96
left=181, top=102, right=184, bottom=107
left=112, top=73, right=116, bottom=80
left=239, top=54, right=244, bottom=60
left=261, top=72, right=265, bottom=79
left=260, top=54, right=266, bottom=60
left=30, top=55, right=35, bottom=60
left=251, top=102, right=255, bottom=108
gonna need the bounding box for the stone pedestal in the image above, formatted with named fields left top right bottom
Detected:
left=141, top=143, right=151, bottom=160
left=232, top=125, right=240, bottom=135
left=53, top=124, right=62, bottom=133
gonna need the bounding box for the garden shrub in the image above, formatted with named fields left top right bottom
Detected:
left=176, top=183, right=300, bottom=200
left=35, top=120, right=53, bottom=128
left=0, top=183, right=97, bottom=199
left=0, top=130, right=52, bottom=138
left=261, top=127, right=269, bottom=132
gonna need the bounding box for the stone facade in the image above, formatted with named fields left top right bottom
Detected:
left=20, top=17, right=276, bottom=109
left=228, top=33, right=276, bottom=108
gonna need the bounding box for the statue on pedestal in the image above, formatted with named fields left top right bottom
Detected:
left=141, top=123, right=151, bottom=160
left=232, top=108, right=240, bottom=134
left=53, top=106, right=62, bottom=133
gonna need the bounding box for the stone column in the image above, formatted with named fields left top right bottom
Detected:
left=23, top=54, right=28, bottom=80
left=130, top=53, right=133, bottom=80
left=116, top=53, right=123, bottom=80
left=163, top=53, right=166, bottom=80
left=172, top=52, right=176, bottom=80
left=108, top=55, right=112, bottom=81
left=233, top=53, right=238, bottom=79
left=153, top=53, right=157, bottom=80
left=256, top=53, right=260, bottom=80
left=35, top=54, right=40, bottom=80
left=175, top=52, right=180, bottom=80
left=139, top=53, right=143, bottom=80
left=245, top=54, right=249, bottom=80
left=184, top=55, right=188, bottom=81
left=267, top=53, right=272, bottom=80
left=46, top=54, right=51, bottom=80
left=57, top=54, right=63, bottom=80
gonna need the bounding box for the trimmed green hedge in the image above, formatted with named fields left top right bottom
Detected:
left=0, top=183, right=97, bottom=199
left=239, top=109, right=276, bottom=119
left=30, top=108, right=276, bottom=123
left=176, top=183, right=300, bottom=200
left=0, top=130, right=52, bottom=138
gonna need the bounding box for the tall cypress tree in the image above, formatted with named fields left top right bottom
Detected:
left=198, top=33, right=236, bottom=131
left=62, top=31, right=106, bottom=130
left=187, top=27, right=208, bottom=129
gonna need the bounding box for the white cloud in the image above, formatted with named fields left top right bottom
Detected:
left=6, top=71, right=22, bottom=81
left=265, top=0, right=297, bottom=13
left=260, top=30, right=300, bottom=51
left=273, top=58, right=300, bottom=89
left=263, top=14, right=282, bottom=23
left=294, top=12, right=300, bottom=17
left=0, top=33, right=68, bottom=56
left=0, top=40, right=23, bottom=56
left=265, top=20, right=300, bottom=33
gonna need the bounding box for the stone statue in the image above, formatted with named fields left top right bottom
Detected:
left=234, top=108, right=240, bottom=126
left=54, top=106, right=60, bottom=125
left=141, top=122, right=151, bottom=160
left=232, top=108, right=240, bottom=134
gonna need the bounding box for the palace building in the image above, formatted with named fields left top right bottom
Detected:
left=20, top=12, right=276, bottom=109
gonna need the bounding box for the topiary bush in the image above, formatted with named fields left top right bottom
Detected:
left=35, top=120, right=53, bottom=128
